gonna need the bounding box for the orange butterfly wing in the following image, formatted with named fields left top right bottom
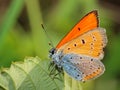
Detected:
left=56, top=10, right=98, bottom=48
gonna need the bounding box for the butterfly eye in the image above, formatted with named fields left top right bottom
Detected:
left=49, top=48, right=56, bottom=54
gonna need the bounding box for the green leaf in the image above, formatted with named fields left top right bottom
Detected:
left=0, top=57, right=63, bottom=90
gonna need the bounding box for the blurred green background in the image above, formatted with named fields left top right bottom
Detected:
left=0, top=0, right=120, bottom=90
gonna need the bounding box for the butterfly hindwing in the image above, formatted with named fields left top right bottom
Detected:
left=61, top=53, right=105, bottom=81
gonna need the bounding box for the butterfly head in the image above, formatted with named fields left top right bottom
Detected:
left=49, top=48, right=57, bottom=58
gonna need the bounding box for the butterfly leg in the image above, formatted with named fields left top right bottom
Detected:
left=49, top=60, right=64, bottom=81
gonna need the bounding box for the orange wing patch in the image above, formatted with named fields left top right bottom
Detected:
left=56, top=10, right=98, bottom=48
left=82, top=67, right=103, bottom=81
left=58, top=28, right=107, bottom=59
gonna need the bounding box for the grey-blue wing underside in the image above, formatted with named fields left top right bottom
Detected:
left=60, top=53, right=105, bottom=81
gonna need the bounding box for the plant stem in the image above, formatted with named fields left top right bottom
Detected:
left=64, top=72, right=82, bottom=90
left=25, top=0, right=48, bottom=59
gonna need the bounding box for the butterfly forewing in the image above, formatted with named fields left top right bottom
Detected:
left=56, top=10, right=99, bottom=48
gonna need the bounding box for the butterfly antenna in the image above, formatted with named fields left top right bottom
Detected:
left=41, top=24, right=54, bottom=48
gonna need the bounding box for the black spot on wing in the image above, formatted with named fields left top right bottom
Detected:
left=91, top=59, right=93, bottom=61
left=81, top=39, right=85, bottom=44
left=68, top=48, right=70, bottom=50
left=80, top=57, right=82, bottom=59
left=77, top=74, right=80, bottom=77
left=91, top=43, right=93, bottom=45
left=78, top=27, right=80, bottom=31
left=74, top=44, right=77, bottom=47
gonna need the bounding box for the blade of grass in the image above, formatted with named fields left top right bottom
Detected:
left=0, top=0, right=24, bottom=51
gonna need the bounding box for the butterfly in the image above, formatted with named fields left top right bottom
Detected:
left=49, top=10, right=107, bottom=82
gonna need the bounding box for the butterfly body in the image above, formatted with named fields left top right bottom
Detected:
left=49, top=10, right=107, bottom=81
